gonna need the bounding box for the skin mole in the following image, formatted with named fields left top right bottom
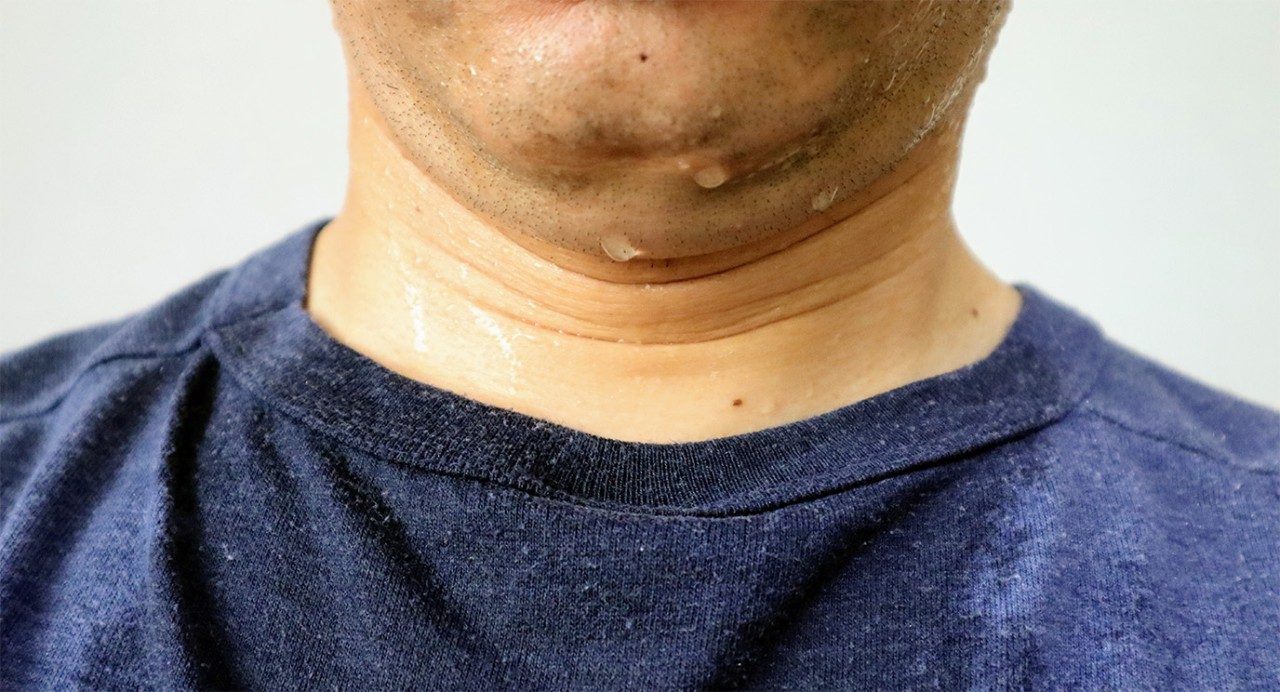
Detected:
left=337, top=0, right=1009, bottom=259
left=732, top=398, right=744, bottom=407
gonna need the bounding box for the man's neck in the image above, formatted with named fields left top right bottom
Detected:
left=306, top=90, right=1021, bottom=443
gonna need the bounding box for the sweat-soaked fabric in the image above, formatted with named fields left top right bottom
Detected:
left=1, top=218, right=1277, bottom=691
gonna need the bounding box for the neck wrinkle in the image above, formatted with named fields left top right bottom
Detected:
left=325, top=93, right=968, bottom=346
left=304, top=89, right=1018, bottom=443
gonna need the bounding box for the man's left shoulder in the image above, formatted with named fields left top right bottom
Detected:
left=1073, top=338, right=1279, bottom=475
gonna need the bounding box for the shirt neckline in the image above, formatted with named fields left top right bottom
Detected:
left=206, top=218, right=1110, bottom=516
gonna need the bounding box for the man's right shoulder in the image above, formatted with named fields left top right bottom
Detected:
left=0, top=222, right=324, bottom=538
left=0, top=268, right=233, bottom=424
left=0, top=222, right=321, bottom=424
left=0, top=265, right=248, bottom=533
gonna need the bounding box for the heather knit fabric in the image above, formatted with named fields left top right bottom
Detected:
left=1, top=219, right=1277, bottom=690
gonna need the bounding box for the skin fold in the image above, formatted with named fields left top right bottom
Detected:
left=311, top=0, right=1021, bottom=442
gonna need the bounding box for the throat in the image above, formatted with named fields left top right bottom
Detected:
left=305, top=107, right=1021, bottom=443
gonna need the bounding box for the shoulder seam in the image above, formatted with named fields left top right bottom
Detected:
left=0, top=292, right=304, bottom=426
left=0, top=224, right=320, bottom=425
left=0, top=339, right=205, bottom=425
left=1080, top=406, right=1278, bottom=478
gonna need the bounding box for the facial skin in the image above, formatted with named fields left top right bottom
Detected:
left=312, top=0, right=1021, bottom=442
left=331, top=0, right=1009, bottom=265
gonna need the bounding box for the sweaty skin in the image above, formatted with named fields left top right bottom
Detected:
left=311, top=0, right=1020, bottom=442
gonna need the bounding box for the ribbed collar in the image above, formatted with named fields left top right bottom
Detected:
left=206, top=218, right=1109, bottom=516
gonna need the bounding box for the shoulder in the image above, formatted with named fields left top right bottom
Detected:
left=0, top=223, right=318, bottom=424
left=0, top=224, right=319, bottom=528
left=1035, top=338, right=1280, bottom=679
left=0, top=265, right=237, bottom=541
left=1073, top=337, right=1279, bottom=474
left=0, top=270, right=230, bottom=423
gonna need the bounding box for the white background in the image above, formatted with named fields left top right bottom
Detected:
left=2, top=1, right=1277, bottom=408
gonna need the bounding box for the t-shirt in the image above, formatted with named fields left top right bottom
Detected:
left=2, top=218, right=1277, bottom=690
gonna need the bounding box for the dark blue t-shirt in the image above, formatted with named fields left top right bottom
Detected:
left=2, top=219, right=1278, bottom=690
